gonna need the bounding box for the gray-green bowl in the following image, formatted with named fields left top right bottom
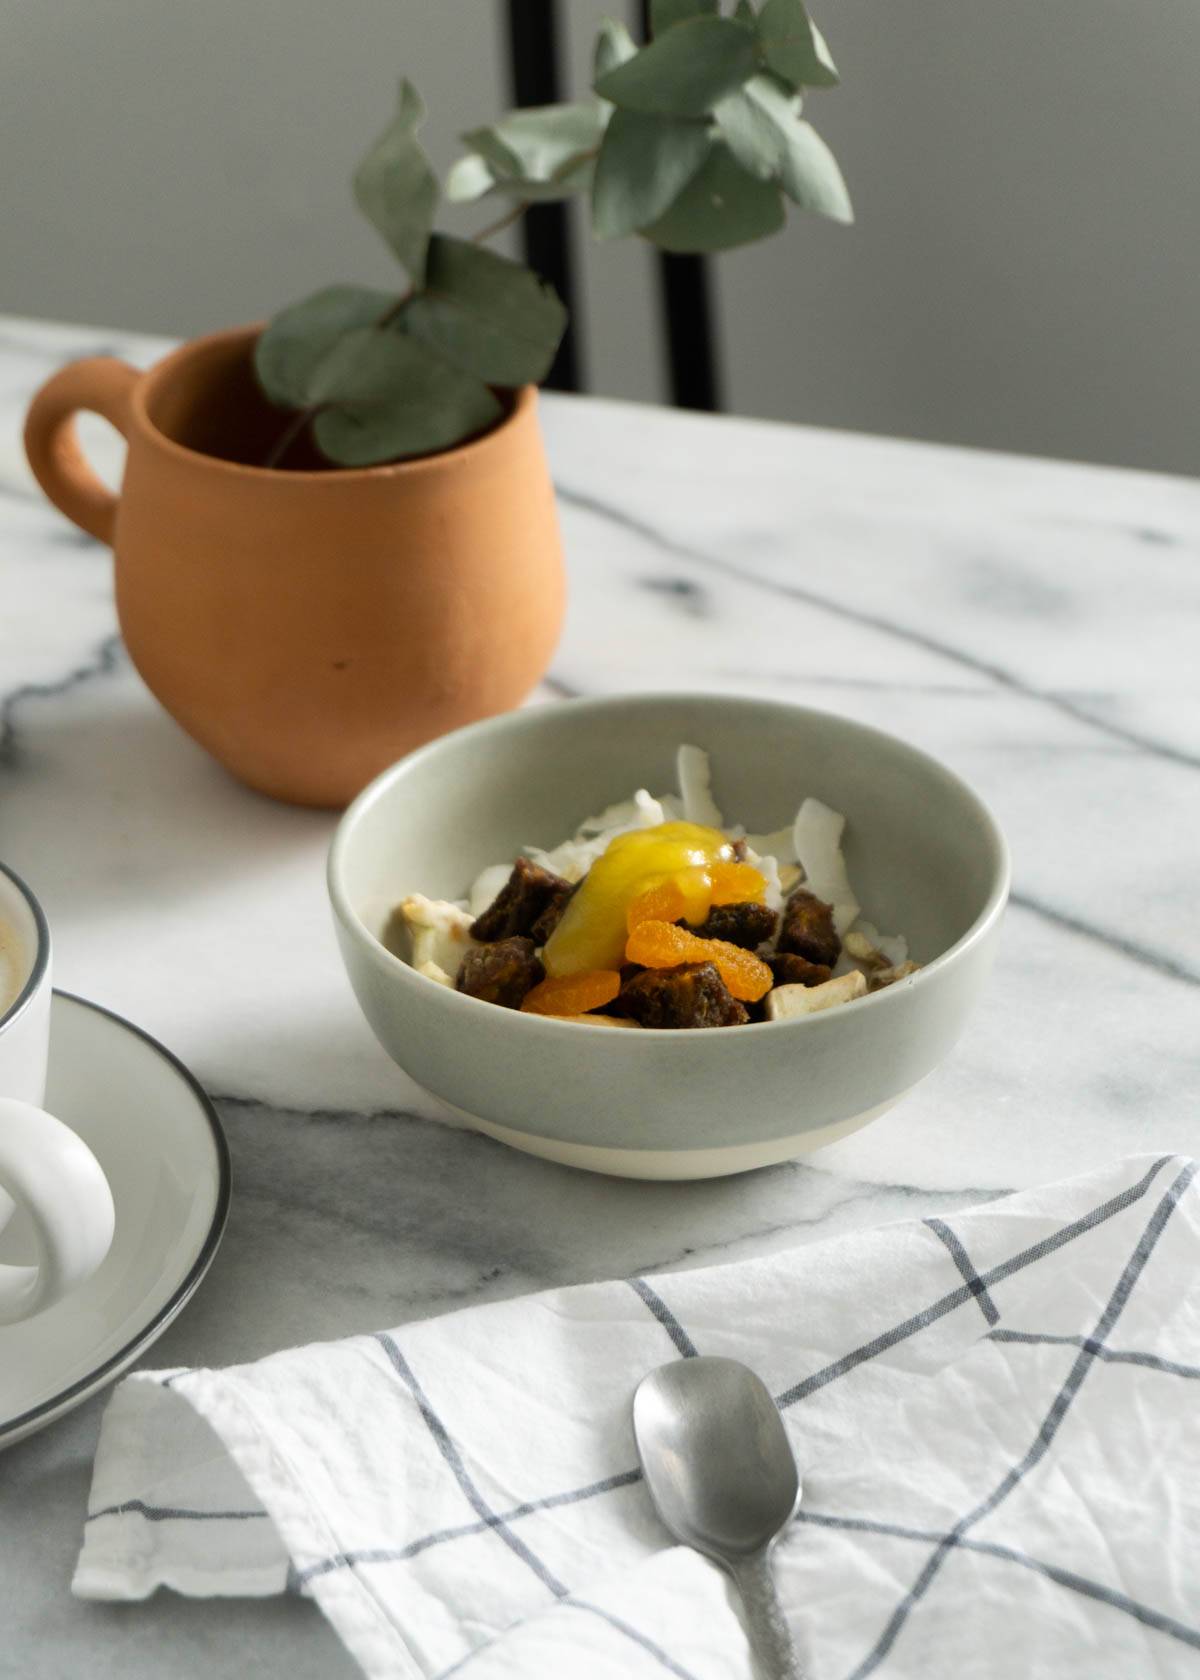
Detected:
left=327, top=693, right=1009, bottom=1179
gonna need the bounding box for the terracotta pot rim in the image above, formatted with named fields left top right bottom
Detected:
left=130, top=321, right=537, bottom=481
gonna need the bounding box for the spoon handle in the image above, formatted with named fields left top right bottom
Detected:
left=728, top=1548, right=803, bottom=1680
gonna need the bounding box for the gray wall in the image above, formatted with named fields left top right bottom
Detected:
left=4, top=0, right=1199, bottom=474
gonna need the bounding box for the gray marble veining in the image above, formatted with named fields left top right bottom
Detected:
left=0, top=314, right=1197, bottom=1678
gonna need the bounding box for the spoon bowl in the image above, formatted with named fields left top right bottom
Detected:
left=633, top=1356, right=804, bottom=1678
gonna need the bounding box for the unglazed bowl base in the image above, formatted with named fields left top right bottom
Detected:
left=425, top=1086, right=922, bottom=1181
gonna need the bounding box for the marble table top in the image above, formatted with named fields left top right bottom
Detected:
left=1, top=314, right=1198, bottom=1677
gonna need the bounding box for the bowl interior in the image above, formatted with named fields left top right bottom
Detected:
left=336, top=694, right=1005, bottom=970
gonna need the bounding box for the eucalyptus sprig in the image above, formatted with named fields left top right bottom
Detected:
left=255, top=0, right=851, bottom=468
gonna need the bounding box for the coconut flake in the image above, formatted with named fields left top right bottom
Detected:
left=546, top=788, right=669, bottom=878
left=742, top=846, right=785, bottom=913
left=792, top=797, right=860, bottom=936
left=743, top=826, right=797, bottom=865
left=468, top=863, right=514, bottom=919
left=576, top=792, right=662, bottom=838
left=777, top=862, right=803, bottom=894
left=676, top=745, right=724, bottom=829
left=633, top=789, right=667, bottom=827
left=535, top=837, right=610, bottom=881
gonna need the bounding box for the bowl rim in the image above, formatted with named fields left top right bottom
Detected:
left=327, top=692, right=1011, bottom=1038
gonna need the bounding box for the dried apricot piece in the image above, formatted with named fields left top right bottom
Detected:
left=520, top=969, right=622, bottom=1016
left=705, top=939, right=774, bottom=1002
left=708, top=860, right=767, bottom=906
left=626, top=878, right=690, bottom=932
left=626, top=866, right=716, bottom=932
left=624, top=920, right=772, bottom=1003
left=624, top=919, right=697, bottom=967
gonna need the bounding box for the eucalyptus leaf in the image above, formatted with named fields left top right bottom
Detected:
left=311, top=328, right=502, bottom=465
left=713, top=75, right=848, bottom=220
left=805, top=19, right=838, bottom=84
left=494, top=155, right=595, bottom=203
left=402, top=235, right=566, bottom=386
left=777, top=117, right=852, bottom=220
left=460, top=102, right=605, bottom=195
left=459, top=126, right=522, bottom=179
left=757, top=0, right=838, bottom=87
left=712, top=75, right=798, bottom=180
left=594, top=16, right=760, bottom=119
left=642, top=141, right=784, bottom=251
left=593, top=16, right=638, bottom=83
left=445, top=152, right=497, bottom=205
left=447, top=151, right=595, bottom=203
left=254, top=285, right=397, bottom=410
left=712, top=73, right=799, bottom=170
left=591, top=108, right=711, bottom=240
left=650, top=0, right=717, bottom=34
left=353, top=79, right=440, bottom=288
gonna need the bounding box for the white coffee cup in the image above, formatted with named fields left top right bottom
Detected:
left=0, top=863, right=115, bottom=1326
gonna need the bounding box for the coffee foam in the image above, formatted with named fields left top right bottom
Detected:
left=0, top=915, right=26, bottom=1018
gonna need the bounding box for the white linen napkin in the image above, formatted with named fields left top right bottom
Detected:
left=75, top=1154, right=1200, bottom=1679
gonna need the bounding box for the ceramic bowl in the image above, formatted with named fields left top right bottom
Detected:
left=327, top=693, right=1009, bottom=1180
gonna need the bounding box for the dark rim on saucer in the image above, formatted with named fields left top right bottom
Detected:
left=0, top=990, right=232, bottom=1446
left=0, top=861, right=51, bottom=1036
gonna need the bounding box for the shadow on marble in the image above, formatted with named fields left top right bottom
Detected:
left=122, top=1099, right=1006, bottom=1381
left=2, top=680, right=335, bottom=936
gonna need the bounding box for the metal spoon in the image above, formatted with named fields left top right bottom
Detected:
left=633, top=1356, right=804, bottom=1680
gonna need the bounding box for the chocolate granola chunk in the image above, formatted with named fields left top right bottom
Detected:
left=470, top=857, right=573, bottom=943
left=777, top=888, right=840, bottom=967
left=456, top=938, right=544, bottom=1009
left=767, top=952, right=833, bottom=988
left=529, top=878, right=577, bottom=946
left=610, top=962, right=749, bottom=1029
left=688, top=901, right=778, bottom=950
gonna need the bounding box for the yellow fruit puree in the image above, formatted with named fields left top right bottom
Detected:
left=542, top=821, right=763, bottom=977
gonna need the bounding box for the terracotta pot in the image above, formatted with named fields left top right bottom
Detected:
left=23, top=324, right=567, bottom=807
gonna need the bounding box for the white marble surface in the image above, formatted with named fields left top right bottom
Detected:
left=1, top=314, right=1197, bottom=1677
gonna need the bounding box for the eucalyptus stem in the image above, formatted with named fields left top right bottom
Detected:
left=264, top=289, right=412, bottom=468
left=377, top=288, right=413, bottom=328
left=264, top=404, right=325, bottom=470
left=472, top=199, right=531, bottom=246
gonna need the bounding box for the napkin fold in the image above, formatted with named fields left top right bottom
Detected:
left=75, top=1154, right=1200, bottom=1679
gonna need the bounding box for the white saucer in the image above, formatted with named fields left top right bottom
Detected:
left=0, top=991, right=229, bottom=1449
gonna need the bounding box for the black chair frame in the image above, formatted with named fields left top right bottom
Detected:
left=504, top=0, right=721, bottom=410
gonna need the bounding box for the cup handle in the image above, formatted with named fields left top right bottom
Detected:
left=0, top=1098, right=116, bottom=1326
left=23, top=357, right=139, bottom=546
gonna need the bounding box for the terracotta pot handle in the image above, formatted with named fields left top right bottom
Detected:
left=23, top=357, right=139, bottom=546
